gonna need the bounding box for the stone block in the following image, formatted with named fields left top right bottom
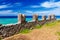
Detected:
left=33, top=14, right=38, bottom=22
left=48, top=15, right=51, bottom=20
left=42, top=15, right=46, bottom=20
left=18, top=14, right=26, bottom=23
left=51, top=14, right=56, bottom=20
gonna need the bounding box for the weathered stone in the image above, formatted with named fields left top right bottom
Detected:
left=33, top=14, right=38, bottom=22
left=18, top=14, right=26, bottom=24
left=51, top=14, right=56, bottom=20
left=48, top=15, right=51, bottom=20
left=42, top=15, right=46, bottom=20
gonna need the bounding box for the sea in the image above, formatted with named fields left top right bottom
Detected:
left=0, top=16, right=60, bottom=25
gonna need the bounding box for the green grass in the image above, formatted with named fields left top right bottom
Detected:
left=57, top=20, right=60, bottom=22
left=35, top=24, right=42, bottom=29
left=56, top=32, right=60, bottom=40
left=0, top=38, right=2, bottom=40
left=44, top=21, right=57, bottom=26
left=56, top=32, right=60, bottom=36
left=20, top=24, right=42, bottom=34
left=20, top=20, right=60, bottom=34
left=20, top=28, right=31, bottom=34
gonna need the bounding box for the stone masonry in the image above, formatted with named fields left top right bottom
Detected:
left=33, top=14, right=38, bottom=22
left=48, top=15, right=52, bottom=20
left=0, top=14, right=56, bottom=39
left=18, top=14, right=26, bottom=23
left=42, top=15, right=46, bottom=20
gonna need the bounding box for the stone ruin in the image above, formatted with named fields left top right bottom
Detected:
left=0, top=14, right=56, bottom=39
left=18, top=14, right=26, bottom=24
left=48, top=15, right=51, bottom=20
left=42, top=15, right=46, bottom=21
left=51, top=14, right=56, bottom=20
left=33, top=14, right=38, bottom=22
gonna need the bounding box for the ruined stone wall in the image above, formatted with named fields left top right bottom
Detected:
left=0, top=14, right=56, bottom=39
left=0, top=24, right=22, bottom=38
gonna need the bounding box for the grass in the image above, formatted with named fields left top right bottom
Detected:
left=20, top=28, right=31, bottom=34
left=0, top=38, right=2, bottom=40
left=20, top=24, right=42, bottom=34
left=35, top=24, right=42, bottom=29
left=57, top=20, right=60, bottom=22
left=56, top=32, right=60, bottom=36
left=20, top=20, right=60, bottom=34
left=56, top=32, right=60, bottom=40
left=45, top=21, right=57, bottom=26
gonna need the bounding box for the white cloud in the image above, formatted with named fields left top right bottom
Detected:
left=0, top=5, right=8, bottom=9
left=26, top=1, right=60, bottom=16
left=24, top=10, right=49, bottom=16
left=41, top=1, right=60, bottom=8
left=24, top=7, right=60, bottom=16
left=25, top=10, right=33, bottom=13
left=29, top=1, right=60, bottom=8
left=0, top=2, right=21, bottom=9
left=48, top=7, right=60, bottom=15
left=0, top=10, right=18, bottom=16
left=35, top=8, right=60, bottom=16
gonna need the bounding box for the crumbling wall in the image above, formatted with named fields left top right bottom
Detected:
left=0, top=14, right=56, bottom=39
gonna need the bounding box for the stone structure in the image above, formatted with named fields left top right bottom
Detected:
left=18, top=14, right=26, bottom=23
left=18, top=14, right=21, bottom=23
left=42, top=15, right=46, bottom=20
left=51, top=14, right=56, bottom=20
left=0, top=24, right=21, bottom=38
left=33, top=14, right=38, bottom=22
left=48, top=15, right=51, bottom=20
left=0, top=24, right=2, bottom=26
left=0, top=14, right=56, bottom=39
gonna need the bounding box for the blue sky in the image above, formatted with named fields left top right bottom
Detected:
left=0, top=0, right=60, bottom=16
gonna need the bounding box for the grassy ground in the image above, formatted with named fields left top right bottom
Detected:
left=3, top=20, right=60, bottom=40
left=20, top=28, right=31, bottom=34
